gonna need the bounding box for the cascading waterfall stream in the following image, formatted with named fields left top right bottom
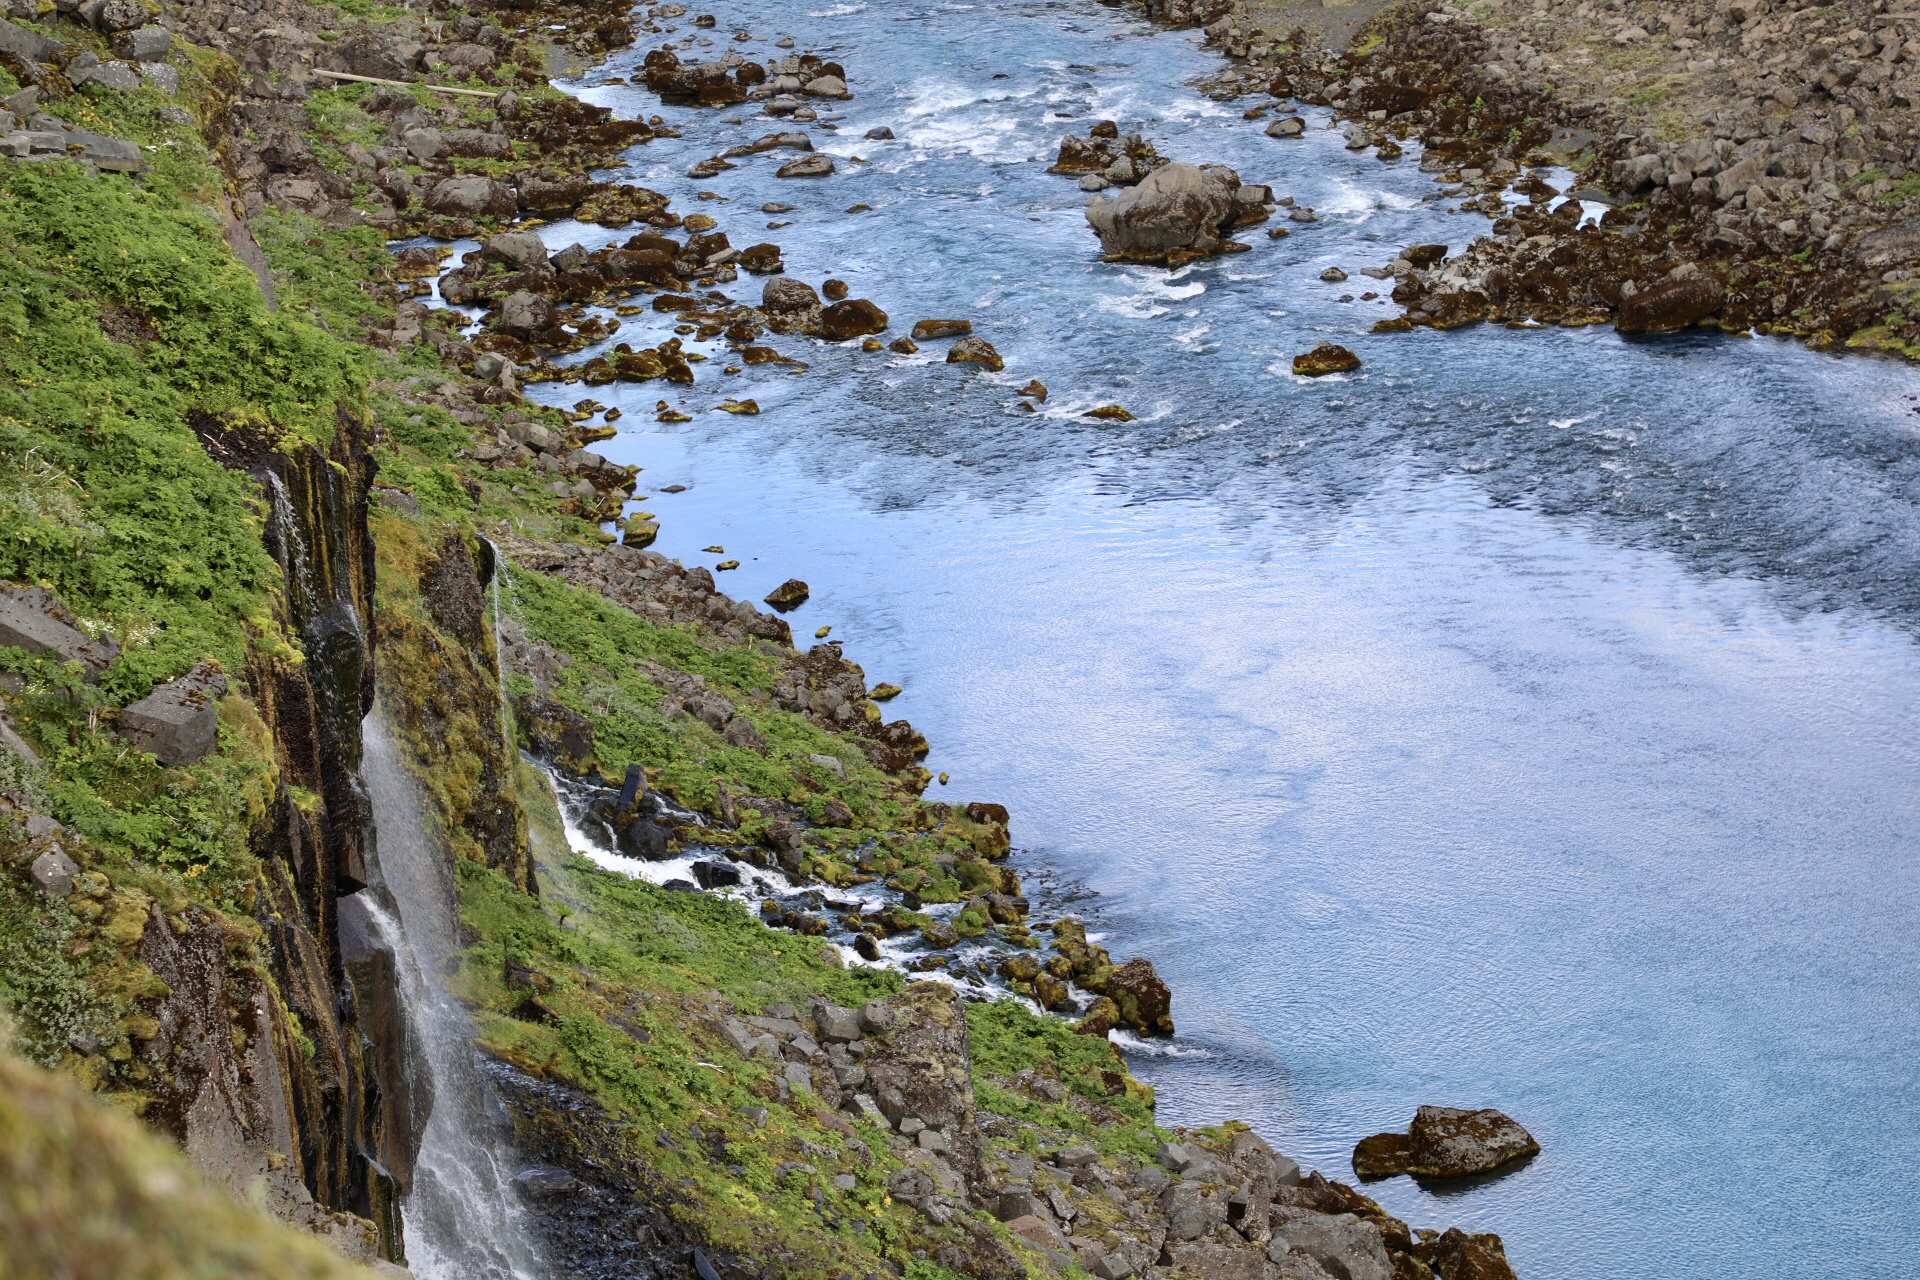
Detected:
left=358, top=714, right=546, bottom=1280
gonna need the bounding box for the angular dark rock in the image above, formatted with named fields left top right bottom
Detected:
left=117, top=661, right=228, bottom=766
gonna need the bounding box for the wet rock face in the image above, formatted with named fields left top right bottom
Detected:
left=515, top=695, right=595, bottom=770
left=420, top=534, right=487, bottom=649
left=1352, top=1107, right=1538, bottom=1180
left=1085, top=162, right=1242, bottom=262
left=481, top=1058, right=711, bottom=1279
left=337, top=893, right=428, bottom=1195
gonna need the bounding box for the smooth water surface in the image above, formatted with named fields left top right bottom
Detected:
left=505, top=1, right=1920, bottom=1273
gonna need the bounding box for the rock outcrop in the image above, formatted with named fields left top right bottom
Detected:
left=1085, top=162, right=1246, bottom=263
left=1352, top=1106, right=1539, bottom=1180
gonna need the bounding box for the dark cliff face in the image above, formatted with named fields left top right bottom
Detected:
left=174, top=408, right=415, bottom=1257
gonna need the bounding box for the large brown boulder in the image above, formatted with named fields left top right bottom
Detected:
left=819, top=298, right=888, bottom=340
left=1084, top=161, right=1239, bottom=260
left=761, top=277, right=820, bottom=313
left=1105, top=957, right=1173, bottom=1035
left=1352, top=1107, right=1537, bottom=1180
left=1614, top=274, right=1726, bottom=334
left=1293, top=343, right=1360, bottom=376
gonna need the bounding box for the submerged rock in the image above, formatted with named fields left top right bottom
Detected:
left=911, top=319, right=972, bottom=341
left=1352, top=1106, right=1538, bottom=1180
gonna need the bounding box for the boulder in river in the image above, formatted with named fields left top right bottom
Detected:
left=1292, top=343, right=1360, bottom=376
left=1266, top=116, right=1305, bottom=138
left=1415, top=1229, right=1519, bottom=1280
left=945, top=336, right=1003, bottom=371
left=776, top=154, right=835, bottom=178
left=764, top=579, right=810, bottom=610
left=1104, top=957, right=1173, bottom=1034
left=1085, top=162, right=1242, bottom=263
left=1352, top=1106, right=1538, bottom=1180
left=737, top=243, right=784, bottom=274
left=761, top=277, right=820, bottom=313
left=820, top=299, right=888, bottom=340
left=912, top=318, right=972, bottom=341
left=1614, top=274, right=1726, bottom=334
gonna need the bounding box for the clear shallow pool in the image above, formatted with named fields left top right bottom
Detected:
left=508, top=1, right=1920, bottom=1273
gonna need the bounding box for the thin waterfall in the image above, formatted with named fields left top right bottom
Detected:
left=358, top=713, right=546, bottom=1280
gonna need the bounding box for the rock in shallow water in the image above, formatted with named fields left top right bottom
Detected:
left=1085, top=161, right=1241, bottom=262
left=946, top=336, right=1003, bottom=371
left=1292, top=343, right=1360, bottom=376
left=1614, top=274, right=1726, bottom=334
left=1352, top=1106, right=1538, bottom=1179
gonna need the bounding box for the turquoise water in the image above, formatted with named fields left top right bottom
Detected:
left=505, top=1, right=1920, bottom=1273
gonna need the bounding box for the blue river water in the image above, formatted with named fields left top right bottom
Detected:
left=500, top=0, right=1920, bottom=1274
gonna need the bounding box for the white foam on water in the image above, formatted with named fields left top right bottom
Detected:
left=808, top=3, right=867, bottom=15
left=1110, top=1030, right=1214, bottom=1059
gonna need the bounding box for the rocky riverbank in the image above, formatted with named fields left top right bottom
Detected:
left=1132, top=0, right=1920, bottom=356
left=0, top=1, right=1541, bottom=1278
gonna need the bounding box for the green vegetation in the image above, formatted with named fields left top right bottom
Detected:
left=0, top=1019, right=373, bottom=1279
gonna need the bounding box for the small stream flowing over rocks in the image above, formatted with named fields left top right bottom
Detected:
left=401, top=0, right=1920, bottom=1276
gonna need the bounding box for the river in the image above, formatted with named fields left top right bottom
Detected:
left=502, top=0, right=1920, bottom=1274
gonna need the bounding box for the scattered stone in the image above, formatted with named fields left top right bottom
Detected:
left=1320, top=267, right=1348, bottom=282
left=1353, top=1107, right=1538, bottom=1179
left=911, top=319, right=972, bottom=341
left=764, top=579, right=810, bottom=610
left=1018, top=379, right=1048, bottom=402
left=0, top=583, right=120, bottom=680
left=887, top=337, right=918, bottom=354
left=945, top=336, right=1003, bottom=371
left=1085, top=404, right=1134, bottom=421
left=29, top=848, right=78, bottom=898
left=1266, top=116, right=1305, bottom=138
left=865, top=126, right=894, bottom=139
left=776, top=154, right=835, bottom=178
left=1292, top=343, right=1360, bottom=376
